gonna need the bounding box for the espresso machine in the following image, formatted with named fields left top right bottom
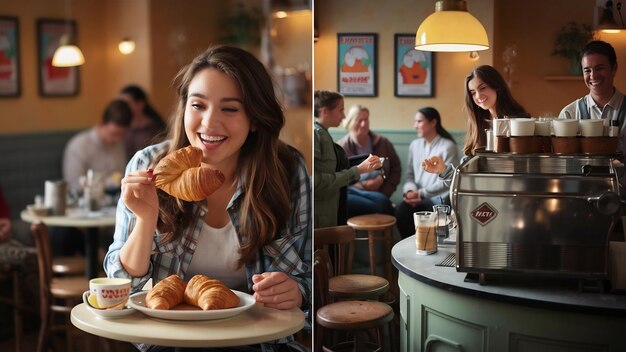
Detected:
left=451, top=152, right=622, bottom=284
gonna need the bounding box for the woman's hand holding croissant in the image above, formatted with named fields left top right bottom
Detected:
left=120, top=169, right=159, bottom=223
left=252, top=271, right=302, bottom=310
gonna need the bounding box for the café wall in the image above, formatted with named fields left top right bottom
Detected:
left=0, top=0, right=310, bottom=131
left=314, top=0, right=626, bottom=131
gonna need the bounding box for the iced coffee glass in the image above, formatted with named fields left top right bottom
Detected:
left=414, top=211, right=437, bottom=255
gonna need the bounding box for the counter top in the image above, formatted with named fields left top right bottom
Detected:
left=391, top=236, right=626, bottom=316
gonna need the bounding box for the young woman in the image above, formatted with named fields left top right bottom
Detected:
left=423, top=65, right=529, bottom=181
left=119, top=84, right=167, bottom=160
left=105, top=45, right=311, bottom=352
left=395, top=107, right=459, bottom=238
left=336, top=104, right=401, bottom=217
left=314, top=91, right=382, bottom=228
left=463, top=65, right=529, bottom=156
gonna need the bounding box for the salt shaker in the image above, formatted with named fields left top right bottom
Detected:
left=83, top=169, right=94, bottom=211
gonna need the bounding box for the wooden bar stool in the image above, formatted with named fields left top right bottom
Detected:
left=314, top=249, right=394, bottom=352
left=314, top=225, right=389, bottom=300
left=346, top=214, right=396, bottom=284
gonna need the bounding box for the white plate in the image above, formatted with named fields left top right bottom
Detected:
left=82, top=291, right=136, bottom=319
left=128, top=290, right=255, bottom=321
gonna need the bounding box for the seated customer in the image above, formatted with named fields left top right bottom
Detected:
left=58, top=99, right=132, bottom=256
left=336, top=105, right=401, bottom=217
left=63, top=99, right=132, bottom=198
left=395, top=107, right=459, bottom=238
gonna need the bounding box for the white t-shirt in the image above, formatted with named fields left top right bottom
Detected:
left=185, top=220, right=247, bottom=291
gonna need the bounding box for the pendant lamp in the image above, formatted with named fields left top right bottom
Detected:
left=597, top=0, right=623, bottom=33
left=118, top=38, right=136, bottom=55
left=415, top=0, right=489, bottom=52
left=52, top=0, right=84, bottom=67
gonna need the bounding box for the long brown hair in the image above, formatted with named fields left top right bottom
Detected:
left=463, top=65, right=528, bottom=156
left=156, top=45, right=297, bottom=267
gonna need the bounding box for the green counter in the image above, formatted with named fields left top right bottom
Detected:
left=392, top=237, right=626, bottom=351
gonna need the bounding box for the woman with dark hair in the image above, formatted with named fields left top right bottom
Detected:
left=395, top=107, right=460, bottom=238
left=463, top=65, right=529, bottom=156
left=106, top=45, right=311, bottom=352
left=120, top=84, right=167, bottom=160
left=314, top=91, right=383, bottom=227
left=423, top=65, right=529, bottom=190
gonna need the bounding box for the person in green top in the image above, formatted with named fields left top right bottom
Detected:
left=313, top=90, right=383, bottom=228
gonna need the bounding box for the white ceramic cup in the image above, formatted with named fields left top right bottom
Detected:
left=509, top=118, right=535, bottom=136
left=579, top=119, right=604, bottom=137
left=89, top=277, right=131, bottom=309
left=534, top=121, right=551, bottom=136
left=493, top=118, right=511, bottom=136
left=552, top=119, right=579, bottom=137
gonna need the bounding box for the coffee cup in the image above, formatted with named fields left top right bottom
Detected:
left=534, top=121, right=551, bottom=136
left=552, top=119, right=579, bottom=137
left=89, top=277, right=131, bottom=310
left=509, top=118, right=535, bottom=136
left=579, top=119, right=604, bottom=137
left=493, top=118, right=511, bottom=137
left=413, top=211, right=437, bottom=255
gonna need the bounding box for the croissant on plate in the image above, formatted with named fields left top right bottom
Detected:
left=184, top=274, right=240, bottom=310
left=153, top=145, right=225, bottom=202
left=145, top=275, right=185, bottom=310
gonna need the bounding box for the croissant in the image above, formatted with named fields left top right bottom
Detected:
left=184, top=274, right=240, bottom=310
left=146, top=275, right=186, bottom=310
left=153, top=146, right=225, bottom=201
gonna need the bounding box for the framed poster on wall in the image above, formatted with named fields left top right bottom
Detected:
left=337, top=33, right=377, bottom=97
left=37, top=19, right=79, bottom=97
left=394, top=33, right=435, bottom=97
left=0, top=16, right=20, bottom=97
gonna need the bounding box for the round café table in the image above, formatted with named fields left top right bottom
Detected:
left=71, top=303, right=305, bottom=347
left=21, top=208, right=116, bottom=279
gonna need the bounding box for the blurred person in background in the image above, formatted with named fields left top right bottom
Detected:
left=58, top=99, right=132, bottom=256
left=396, top=107, right=459, bottom=238
left=120, top=84, right=167, bottom=161
left=336, top=104, right=401, bottom=217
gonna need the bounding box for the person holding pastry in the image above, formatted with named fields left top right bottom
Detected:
left=104, top=45, right=311, bottom=352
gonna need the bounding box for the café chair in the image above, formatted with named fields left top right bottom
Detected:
left=314, top=225, right=389, bottom=300
left=0, top=245, right=33, bottom=352
left=314, top=249, right=394, bottom=352
left=31, top=221, right=88, bottom=352
left=52, top=256, right=85, bottom=276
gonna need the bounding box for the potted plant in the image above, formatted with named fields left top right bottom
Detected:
left=552, top=22, right=595, bottom=76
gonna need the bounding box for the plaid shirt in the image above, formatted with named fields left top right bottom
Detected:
left=104, top=141, right=312, bottom=351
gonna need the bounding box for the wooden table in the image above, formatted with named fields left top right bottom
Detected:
left=70, top=303, right=305, bottom=347
left=21, top=208, right=116, bottom=279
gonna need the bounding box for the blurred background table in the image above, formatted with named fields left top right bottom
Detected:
left=71, top=303, right=305, bottom=347
left=20, top=208, right=116, bottom=279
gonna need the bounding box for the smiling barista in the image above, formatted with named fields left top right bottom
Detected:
left=558, top=40, right=626, bottom=194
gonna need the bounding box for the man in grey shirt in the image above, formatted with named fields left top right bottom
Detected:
left=63, top=99, right=132, bottom=197
left=55, top=99, right=131, bottom=256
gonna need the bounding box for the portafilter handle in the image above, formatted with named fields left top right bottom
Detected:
left=587, top=192, right=621, bottom=215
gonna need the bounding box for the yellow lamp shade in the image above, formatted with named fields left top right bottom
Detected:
left=415, top=10, right=489, bottom=52
left=52, top=45, right=85, bottom=67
